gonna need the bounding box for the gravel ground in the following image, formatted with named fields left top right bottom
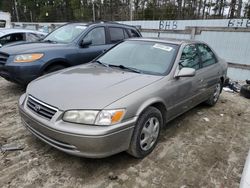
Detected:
left=0, top=77, right=250, bottom=188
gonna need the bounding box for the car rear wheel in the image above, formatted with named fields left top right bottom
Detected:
left=127, top=107, right=162, bottom=158
left=205, top=82, right=222, bottom=106
left=43, top=64, right=67, bottom=75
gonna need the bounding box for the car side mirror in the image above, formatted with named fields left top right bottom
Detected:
left=81, top=39, right=92, bottom=48
left=175, top=67, right=196, bottom=78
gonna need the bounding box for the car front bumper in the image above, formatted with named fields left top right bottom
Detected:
left=0, top=60, right=42, bottom=85
left=18, top=95, right=136, bottom=158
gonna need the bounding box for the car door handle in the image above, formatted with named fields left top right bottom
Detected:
left=199, top=79, right=204, bottom=83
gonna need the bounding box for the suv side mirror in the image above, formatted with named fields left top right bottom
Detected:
left=81, top=39, right=92, bottom=48
left=175, top=67, right=196, bottom=78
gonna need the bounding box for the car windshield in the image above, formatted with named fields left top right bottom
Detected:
left=43, top=24, right=87, bottom=43
left=98, top=40, right=178, bottom=75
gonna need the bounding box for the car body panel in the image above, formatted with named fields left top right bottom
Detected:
left=19, top=38, right=228, bottom=158
left=27, top=63, right=162, bottom=110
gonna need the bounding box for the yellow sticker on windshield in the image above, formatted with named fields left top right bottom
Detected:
left=153, top=44, right=173, bottom=52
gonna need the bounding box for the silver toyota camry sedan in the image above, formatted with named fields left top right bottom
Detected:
left=19, top=38, right=228, bottom=158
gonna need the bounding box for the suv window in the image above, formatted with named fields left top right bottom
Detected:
left=179, top=44, right=200, bottom=70
left=127, top=29, right=140, bottom=37
left=197, top=44, right=217, bottom=68
left=84, top=27, right=106, bottom=45
left=0, top=33, right=25, bottom=45
left=109, top=27, right=125, bottom=43
left=109, top=27, right=127, bottom=43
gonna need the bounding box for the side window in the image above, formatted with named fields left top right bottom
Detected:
left=0, top=35, right=11, bottom=45
left=124, top=29, right=129, bottom=39
left=27, top=33, right=41, bottom=41
left=197, top=44, right=217, bottom=68
left=127, top=29, right=140, bottom=38
left=109, top=27, right=125, bottom=43
left=0, top=20, right=6, bottom=28
left=0, top=33, right=25, bottom=45
left=84, top=27, right=106, bottom=45
left=179, top=44, right=200, bottom=70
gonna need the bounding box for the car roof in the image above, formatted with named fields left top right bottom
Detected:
left=66, top=21, right=137, bottom=29
left=127, top=37, right=201, bottom=45
left=0, top=28, right=47, bottom=37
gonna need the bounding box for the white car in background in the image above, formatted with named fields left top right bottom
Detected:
left=0, top=29, right=47, bottom=47
left=240, top=150, right=250, bottom=188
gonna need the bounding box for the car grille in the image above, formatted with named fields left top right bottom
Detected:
left=27, top=96, right=58, bottom=119
left=0, top=52, right=9, bottom=65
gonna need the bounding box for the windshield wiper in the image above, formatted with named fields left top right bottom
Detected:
left=109, top=64, right=142, bottom=73
left=93, top=60, right=109, bottom=67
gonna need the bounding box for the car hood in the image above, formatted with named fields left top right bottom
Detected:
left=27, top=64, right=163, bottom=110
left=0, top=42, right=67, bottom=55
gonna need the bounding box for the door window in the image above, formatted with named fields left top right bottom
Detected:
left=109, top=27, right=127, bottom=43
left=127, top=29, right=140, bottom=37
left=0, top=33, right=25, bottom=45
left=84, top=27, right=106, bottom=45
left=0, top=20, right=6, bottom=28
left=27, top=33, right=42, bottom=41
left=179, top=44, right=200, bottom=70
left=197, top=44, right=217, bottom=68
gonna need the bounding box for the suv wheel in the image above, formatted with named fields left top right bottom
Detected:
left=43, top=65, right=66, bottom=75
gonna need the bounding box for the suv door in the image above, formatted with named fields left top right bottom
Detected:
left=196, top=43, right=221, bottom=99
left=77, top=27, right=109, bottom=64
left=167, top=44, right=203, bottom=120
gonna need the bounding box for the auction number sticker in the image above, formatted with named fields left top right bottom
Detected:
left=153, top=44, right=173, bottom=52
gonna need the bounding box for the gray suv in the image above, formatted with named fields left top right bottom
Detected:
left=19, top=38, right=227, bottom=158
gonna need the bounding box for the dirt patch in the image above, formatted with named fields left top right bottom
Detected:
left=0, top=77, right=249, bottom=188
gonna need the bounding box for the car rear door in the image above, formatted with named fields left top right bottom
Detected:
left=196, top=43, right=221, bottom=100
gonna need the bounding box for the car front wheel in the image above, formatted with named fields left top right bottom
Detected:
left=127, top=107, right=162, bottom=158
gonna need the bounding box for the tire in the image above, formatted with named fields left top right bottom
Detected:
left=205, top=82, right=222, bottom=106
left=127, top=107, right=163, bottom=158
left=240, top=84, right=250, bottom=99
left=43, top=65, right=66, bottom=75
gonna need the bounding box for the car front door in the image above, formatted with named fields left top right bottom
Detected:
left=166, top=44, right=204, bottom=120
left=77, top=27, right=111, bottom=64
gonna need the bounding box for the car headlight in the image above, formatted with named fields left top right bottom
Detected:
left=95, top=109, right=125, bottom=125
left=62, top=109, right=125, bottom=125
left=63, top=110, right=99, bottom=125
left=14, top=53, right=44, bottom=63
